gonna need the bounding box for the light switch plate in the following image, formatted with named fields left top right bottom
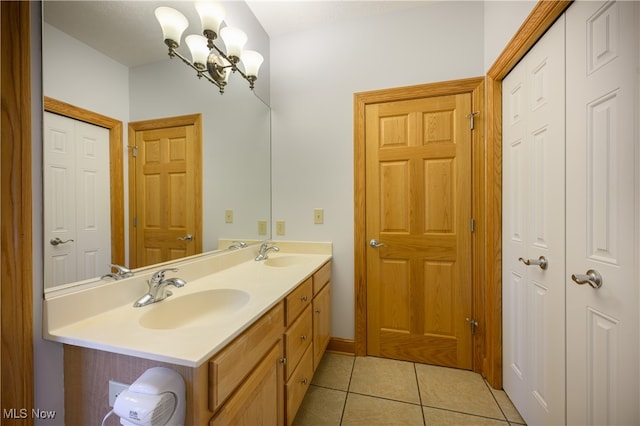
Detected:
left=225, top=209, right=233, bottom=223
left=314, top=208, right=324, bottom=224
left=276, top=220, right=285, bottom=236
left=258, top=220, right=267, bottom=235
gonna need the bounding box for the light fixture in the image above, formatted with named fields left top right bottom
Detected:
left=155, top=2, right=263, bottom=94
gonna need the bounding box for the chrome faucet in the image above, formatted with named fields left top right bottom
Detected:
left=255, top=242, right=279, bottom=261
left=228, top=240, right=248, bottom=250
left=133, top=268, right=186, bottom=307
left=101, top=264, right=134, bottom=280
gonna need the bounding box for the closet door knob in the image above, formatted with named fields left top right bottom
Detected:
left=518, top=256, right=548, bottom=270
left=571, top=269, right=603, bottom=289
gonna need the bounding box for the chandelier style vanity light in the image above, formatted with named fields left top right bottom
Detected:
left=155, top=1, right=264, bottom=94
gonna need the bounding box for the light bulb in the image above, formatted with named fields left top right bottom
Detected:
left=241, top=50, right=264, bottom=78
left=185, top=35, right=210, bottom=68
left=220, top=27, right=247, bottom=61
left=195, top=1, right=226, bottom=39
left=154, top=7, right=189, bottom=48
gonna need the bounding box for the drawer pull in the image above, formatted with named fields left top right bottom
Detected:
left=300, top=335, right=307, bottom=341
left=300, top=295, right=308, bottom=302
left=301, top=378, right=308, bottom=385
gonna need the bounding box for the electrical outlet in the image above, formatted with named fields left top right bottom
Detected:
left=276, top=220, right=286, bottom=236
left=109, top=380, right=129, bottom=407
left=258, top=220, right=267, bottom=235
left=225, top=209, right=234, bottom=223
left=314, top=208, right=324, bottom=224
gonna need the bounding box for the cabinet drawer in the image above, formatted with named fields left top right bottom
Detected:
left=313, top=261, right=331, bottom=295
left=285, top=277, right=312, bottom=326
left=286, top=345, right=314, bottom=425
left=284, top=305, right=312, bottom=379
left=209, top=302, right=285, bottom=412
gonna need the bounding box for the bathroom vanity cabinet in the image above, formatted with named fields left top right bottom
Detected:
left=62, top=259, right=331, bottom=426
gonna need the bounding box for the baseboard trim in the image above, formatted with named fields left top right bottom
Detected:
left=327, top=337, right=355, bottom=355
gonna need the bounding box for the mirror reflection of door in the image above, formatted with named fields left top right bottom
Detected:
left=128, top=114, right=203, bottom=268
left=44, top=111, right=112, bottom=287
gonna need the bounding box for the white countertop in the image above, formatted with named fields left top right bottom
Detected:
left=44, top=244, right=331, bottom=367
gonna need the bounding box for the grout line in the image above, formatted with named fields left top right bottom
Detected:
left=346, top=390, right=423, bottom=407
left=483, top=377, right=511, bottom=422
left=413, top=362, right=427, bottom=425
left=422, top=405, right=512, bottom=424
left=338, top=354, right=357, bottom=425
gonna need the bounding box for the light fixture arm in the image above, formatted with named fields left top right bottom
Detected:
left=165, top=43, right=226, bottom=94
left=206, top=39, right=256, bottom=89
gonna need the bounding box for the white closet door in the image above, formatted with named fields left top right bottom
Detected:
left=566, top=1, right=639, bottom=424
left=44, top=112, right=111, bottom=287
left=502, top=15, right=566, bottom=426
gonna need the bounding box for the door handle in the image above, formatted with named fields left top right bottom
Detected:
left=370, top=239, right=386, bottom=248
left=177, top=234, right=193, bottom=241
left=571, top=269, right=603, bottom=289
left=50, top=237, right=74, bottom=246
left=518, top=256, right=548, bottom=270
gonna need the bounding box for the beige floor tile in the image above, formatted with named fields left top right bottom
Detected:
left=349, top=356, right=421, bottom=404
left=416, top=364, right=504, bottom=420
left=486, top=384, right=526, bottom=424
left=292, top=385, right=346, bottom=426
left=312, top=352, right=355, bottom=391
left=423, top=407, right=508, bottom=425
left=342, top=393, right=424, bottom=426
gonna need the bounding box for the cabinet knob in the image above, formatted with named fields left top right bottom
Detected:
left=315, top=309, right=321, bottom=314
left=301, top=378, right=308, bottom=385
left=300, top=295, right=308, bottom=302
left=300, top=335, right=307, bottom=341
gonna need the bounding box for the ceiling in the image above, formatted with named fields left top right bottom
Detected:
left=43, top=1, right=431, bottom=67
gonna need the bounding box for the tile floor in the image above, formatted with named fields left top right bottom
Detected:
left=293, top=353, right=526, bottom=426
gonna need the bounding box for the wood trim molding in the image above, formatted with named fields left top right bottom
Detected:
left=1, top=1, right=34, bottom=418
left=483, top=0, right=571, bottom=388
left=327, top=337, right=355, bottom=355
left=353, top=77, right=485, bottom=371
left=43, top=97, right=125, bottom=266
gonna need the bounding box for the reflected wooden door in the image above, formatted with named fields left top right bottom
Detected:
left=129, top=115, right=202, bottom=268
left=365, top=93, right=473, bottom=368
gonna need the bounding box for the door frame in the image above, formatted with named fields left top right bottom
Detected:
left=127, top=114, right=203, bottom=268
left=354, top=77, right=486, bottom=372
left=43, top=97, right=125, bottom=266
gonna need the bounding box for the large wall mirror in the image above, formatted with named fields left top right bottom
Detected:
left=42, top=1, right=271, bottom=293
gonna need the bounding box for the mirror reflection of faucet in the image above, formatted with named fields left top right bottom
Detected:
left=228, top=241, right=248, bottom=250
left=133, top=268, right=186, bottom=308
left=255, top=242, right=280, bottom=261
left=101, top=264, right=134, bottom=281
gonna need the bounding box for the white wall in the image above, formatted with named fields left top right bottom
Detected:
left=270, top=1, right=486, bottom=340
left=483, top=0, right=537, bottom=71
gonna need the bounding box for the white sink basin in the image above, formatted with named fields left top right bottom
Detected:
left=263, top=255, right=312, bottom=268
left=139, top=289, right=250, bottom=330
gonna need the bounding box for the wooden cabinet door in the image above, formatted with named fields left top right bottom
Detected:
left=313, top=282, right=331, bottom=370
left=210, top=340, right=284, bottom=426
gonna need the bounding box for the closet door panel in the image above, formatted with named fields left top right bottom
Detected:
left=502, top=14, right=565, bottom=426
left=566, top=1, right=639, bottom=424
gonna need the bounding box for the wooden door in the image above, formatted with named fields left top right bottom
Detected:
left=44, top=111, right=112, bottom=286
left=502, top=14, right=566, bottom=425
left=566, top=1, right=639, bottom=424
left=365, top=93, right=473, bottom=368
left=129, top=115, right=202, bottom=268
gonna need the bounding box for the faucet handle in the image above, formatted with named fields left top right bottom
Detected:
left=110, top=263, right=132, bottom=276
left=151, top=268, right=179, bottom=282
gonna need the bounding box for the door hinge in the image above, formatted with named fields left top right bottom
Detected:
left=466, top=111, right=480, bottom=130
left=466, top=318, right=479, bottom=334
left=128, top=145, right=138, bottom=157
left=470, top=218, right=476, bottom=233
left=133, top=217, right=137, bottom=227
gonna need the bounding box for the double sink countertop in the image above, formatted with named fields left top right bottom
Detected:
left=44, top=242, right=332, bottom=367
